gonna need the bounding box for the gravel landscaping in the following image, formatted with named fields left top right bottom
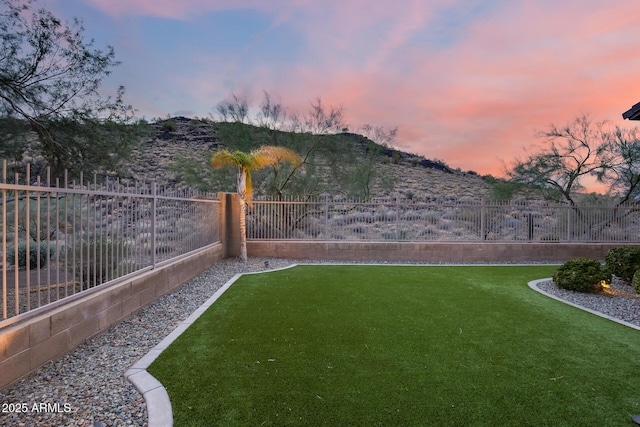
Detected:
left=535, top=277, right=640, bottom=328
left=0, top=259, right=638, bottom=426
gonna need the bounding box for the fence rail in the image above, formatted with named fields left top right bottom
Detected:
left=1, top=163, right=220, bottom=325
left=247, top=196, right=640, bottom=243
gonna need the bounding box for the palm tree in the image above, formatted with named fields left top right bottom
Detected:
left=211, top=145, right=302, bottom=261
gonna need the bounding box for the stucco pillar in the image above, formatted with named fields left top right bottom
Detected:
left=219, top=192, right=241, bottom=258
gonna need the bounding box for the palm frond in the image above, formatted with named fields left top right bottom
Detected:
left=210, top=145, right=303, bottom=204
left=248, top=146, right=302, bottom=169
left=210, top=149, right=238, bottom=168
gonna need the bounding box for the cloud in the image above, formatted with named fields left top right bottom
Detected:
left=86, top=0, right=282, bottom=19
left=83, top=0, right=640, bottom=177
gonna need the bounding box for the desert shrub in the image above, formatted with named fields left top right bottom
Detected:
left=442, top=209, right=458, bottom=220
left=553, top=258, right=610, bottom=293
left=391, top=152, right=402, bottom=164
left=382, top=231, right=407, bottom=240
left=540, top=233, right=561, bottom=242
left=439, top=219, right=454, bottom=230
left=349, top=225, right=367, bottom=234
left=68, top=239, right=125, bottom=287
left=374, top=211, right=396, bottom=222
left=7, top=241, right=55, bottom=269
left=632, top=270, right=640, bottom=294
left=161, top=119, right=177, bottom=132
left=604, top=246, right=640, bottom=282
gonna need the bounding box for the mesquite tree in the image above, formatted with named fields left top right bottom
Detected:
left=505, top=115, right=640, bottom=240
left=506, top=115, right=640, bottom=206
left=0, top=0, right=142, bottom=178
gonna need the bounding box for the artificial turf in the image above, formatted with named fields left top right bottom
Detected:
left=148, top=265, right=640, bottom=426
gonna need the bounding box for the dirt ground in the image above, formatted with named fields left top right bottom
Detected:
left=1, top=266, right=78, bottom=319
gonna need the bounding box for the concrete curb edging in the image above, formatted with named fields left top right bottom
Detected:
left=125, top=264, right=299, bottom=427
left=528, top=278, right=640, bottom=331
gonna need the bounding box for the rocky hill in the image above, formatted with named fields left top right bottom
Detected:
left=121, top=117, right=220, bottom=186
left=121, top=116, right=493, bottom=200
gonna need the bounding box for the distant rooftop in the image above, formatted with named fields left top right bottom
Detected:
left=622, top=102, right=640, bottom=120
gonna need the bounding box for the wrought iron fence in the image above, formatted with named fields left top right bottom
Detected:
left=1, top=163, right=220, bottom=324
left=247, top=195, right=640, bottom=243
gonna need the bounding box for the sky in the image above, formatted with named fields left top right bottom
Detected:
left=41, top=0, right=640, bottom=177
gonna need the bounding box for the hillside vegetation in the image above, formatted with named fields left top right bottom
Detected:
left=122, top=117, right=492, bottom=201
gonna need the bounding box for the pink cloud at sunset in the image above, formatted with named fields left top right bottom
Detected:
left=43, top=0, right=640, bottom=179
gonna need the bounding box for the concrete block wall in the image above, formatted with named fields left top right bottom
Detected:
left=247, top=240, right=632, bottom=263
left=0, top=243, right=224, bottom=388
left=222, top=193, right=241, bottom=258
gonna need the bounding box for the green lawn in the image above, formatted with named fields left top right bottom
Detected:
left=148, top=265, right=640, bottom=426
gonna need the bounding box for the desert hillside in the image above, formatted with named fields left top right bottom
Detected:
left=121, top=117, right=493, bottom=200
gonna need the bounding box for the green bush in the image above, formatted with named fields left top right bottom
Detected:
left=160, top=119, right=176, bottom=132
left=604, top=246, right=640, bottom=282
left=632, top=270, right=640, bottom=294
left=553, top=258, right=610, bottom=293
left=6, top=241, right=55, bottom=269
